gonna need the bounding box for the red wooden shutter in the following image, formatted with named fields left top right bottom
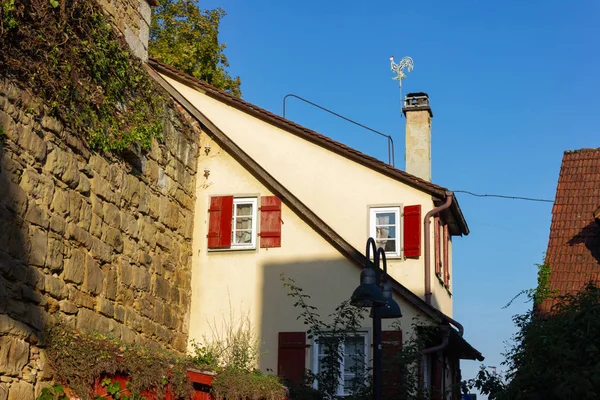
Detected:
left=434, top=217, right=441, bottom=276
left=403, top=205, right=421, bottom=257
left=443, top=225, right=450, bottom=287
left=277, top=332, right=306, bottom=384
left=207, top=196, right=233, bottom=248
left=260, top=196, right=282, bottom=248
left=382, top=330, right=403, bottom=397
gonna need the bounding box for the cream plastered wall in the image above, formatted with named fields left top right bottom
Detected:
left=162, top=74, right=455, bottom=317
left=190, top=133, right=433, bottom=373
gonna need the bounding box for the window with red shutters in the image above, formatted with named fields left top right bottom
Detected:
left=403, top=205, right=421, bottom=258
left=207, top=196, right=233, bottom=249
left=277, top=332, right=306, bottom=385
left=382, top=330, right=403, bottom=397
left=260, top=196, right=282, bottom=248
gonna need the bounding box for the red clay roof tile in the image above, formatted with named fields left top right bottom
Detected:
left=540, top=147, right=600, bottom=314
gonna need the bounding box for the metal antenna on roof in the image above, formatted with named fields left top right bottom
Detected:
left=390, top=56, right=414, bottom=117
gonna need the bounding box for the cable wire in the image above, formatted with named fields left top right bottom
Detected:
left=454, top=190, right=554, bottom=203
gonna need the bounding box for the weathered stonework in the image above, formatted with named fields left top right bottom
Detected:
left=96, top=0, right=154, bottom=61
left=0, top=79, right=199, bottom=393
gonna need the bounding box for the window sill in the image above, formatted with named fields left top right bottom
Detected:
left=207, top=246, right=257, bottom=252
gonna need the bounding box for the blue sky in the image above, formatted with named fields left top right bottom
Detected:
left=198, top=0, right=600, bottom=391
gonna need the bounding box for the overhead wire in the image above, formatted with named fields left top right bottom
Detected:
left=454, top=190, right=554, bottom=203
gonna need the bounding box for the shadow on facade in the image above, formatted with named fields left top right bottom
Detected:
left=0, top=140, right=46, bottom=347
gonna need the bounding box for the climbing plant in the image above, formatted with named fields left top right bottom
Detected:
left=0, top=0, right=173, bottom=152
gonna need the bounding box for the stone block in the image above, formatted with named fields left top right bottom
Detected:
left=18, top=123, right=47, bottom=162
left=90, top=175, right=115, bottom=203
left=63, top=248, right=85, bottom=284
left=117, top=258, right=133, bottom=287
left=50, top=188, right=69, bottom=217
left=68, top=191, right=84, bottom=224
left=68, top=287, right=94, bottom=310
left=120, top=212, right=139, bottom=239
left=89, top=155, right=110, bottom=179
left=20, top=169, right=54, bottom=204
left=132, top=266, right=149, bottom=291
left=124, top=307, right=141, bottom=332
left=40, top=115, right=63, bottom=134
left=58, top=300, right=78, bottom=314
left=122, top=174, right=140, bottom=206
left=0, top=336, right=29, bottom=376
left=46, top=234, right=65, bottom=273
left=90, top=194, right=103, bottom=216
left=102, top=202, right=121, bottom=228
left=0, top=175, right=28, bottom=216
left=44, top=148, right=79, bottom=188
left=0, top=383, right=7, bottom=400
left=139, top=216, right=157, bottom=248
left=102, top=226, right=123, bottom=253
left=83, top=255, right=103, bottom=295
left=21, top=285, right=42, bottom=304
left=138, top=183, right=149, bottom=214
left=66, top=223, right=93, bottom=250
left=44, top=275, right=66, bottom=300
left=76, top=174, right=91, bottom=195
left=156, top=232, right=172, bottom=251
left=90, top=236, right=112, bottom=263
left=151, top=275, right=169, bottom=300
left=7, top=381, right=34, bottom=400
left=78, top=200, right=92, bottom=231
left=0, top=110, right=16, bottom=141
left=104, top=269, right=117, bottom=300
left=24, top=202, right=49, bottom=229
left=96, top=297, right=114, bottom=318
left=28, top=225, right=47, bottom=267
left=90, top=213, right=103, bottom=238
left=49, top=215, right=66, bottom=235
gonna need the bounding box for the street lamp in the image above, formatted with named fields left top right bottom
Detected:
left=351, top=237, right=402, bottom=400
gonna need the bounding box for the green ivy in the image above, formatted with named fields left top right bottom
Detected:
left=0, top=0, right=172, bottom=153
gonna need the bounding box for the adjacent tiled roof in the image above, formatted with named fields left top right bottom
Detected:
left=540, top=148, right=600, bottom=314
left=147, top=58, right=469, bottom=236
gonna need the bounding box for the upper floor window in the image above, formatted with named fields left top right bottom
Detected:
left=232, top=197, right=257, bottom=249
left=207, top=195, right=282, bottom=250
left=370, top=207, right=401, bottom=257
left=369, top=205, right=421, bottom=258
left=434, top=217, right=450, bottom=288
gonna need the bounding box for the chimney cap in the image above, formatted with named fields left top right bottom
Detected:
left=403, top=92, right=433, bottom=117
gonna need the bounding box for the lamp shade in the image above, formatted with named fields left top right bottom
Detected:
left=371, top=282, right=402, bottom=318
left=351, top=266, right=385, bottom=307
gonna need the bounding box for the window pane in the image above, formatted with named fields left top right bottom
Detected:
left=376, top=239, right=396, bottom=253
left=376, top=226, right=396, bottom=240
left=234, top=230, right=252, bottom=244
left=236, top=217, right=252, bottom=230
left=376, top=212, right=395, bottom=226
left=236, top=203, right=253, bottom=216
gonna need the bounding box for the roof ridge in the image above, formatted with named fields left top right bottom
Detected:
left=564, top=147, right=600, bottom=154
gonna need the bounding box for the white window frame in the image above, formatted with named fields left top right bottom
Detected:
left=231, top=197, right=258, bottom=250
left=369, top=206, right=402, bottom=258
left=312, top=331, right=369, bottom=397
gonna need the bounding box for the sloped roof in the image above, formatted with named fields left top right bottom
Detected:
left=540, top=148, right=600, bottom=314
left=145, top=63, right=482, bottom=360
left=147, top=58, right=469, bottom=236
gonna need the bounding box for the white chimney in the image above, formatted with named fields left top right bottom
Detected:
left=403, top=92, right=433, bottom=181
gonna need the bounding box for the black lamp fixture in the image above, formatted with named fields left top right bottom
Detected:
left=350, top=238, right=386, bottom=307
left=351, top=237, right=402, bottom=400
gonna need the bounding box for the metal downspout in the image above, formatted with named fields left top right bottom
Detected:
left=424, top=191, right=453, bottom=305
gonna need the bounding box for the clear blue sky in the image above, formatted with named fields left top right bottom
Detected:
left=199, top=0, right=600, bottom=392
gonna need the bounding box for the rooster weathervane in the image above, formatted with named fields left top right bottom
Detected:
left=390, top=56, right=414, bottom=116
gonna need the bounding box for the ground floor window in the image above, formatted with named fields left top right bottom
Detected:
left=313, top=332, right=369, bottom=396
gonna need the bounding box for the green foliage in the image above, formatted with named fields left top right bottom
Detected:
left=465, top=282, right=600, bottom=400
left=0, top=0, right=17, bottom=31
left=44, top=323, right=193, bottom=399
left=504, top=260, right=558, bottom=308
left=211, top=368, right=287, bottom=400
left=149, top=0, right=242, bottom=97
left=0, top=0, right=170, bottom=153
left=283, top=275, right=368, bottom=399
left=37, top=384, right=67, bottom=400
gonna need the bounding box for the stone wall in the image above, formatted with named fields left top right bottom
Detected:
left=0, top=79, right=199, bottom=399
left=96, top=0, right=154, bottom=60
